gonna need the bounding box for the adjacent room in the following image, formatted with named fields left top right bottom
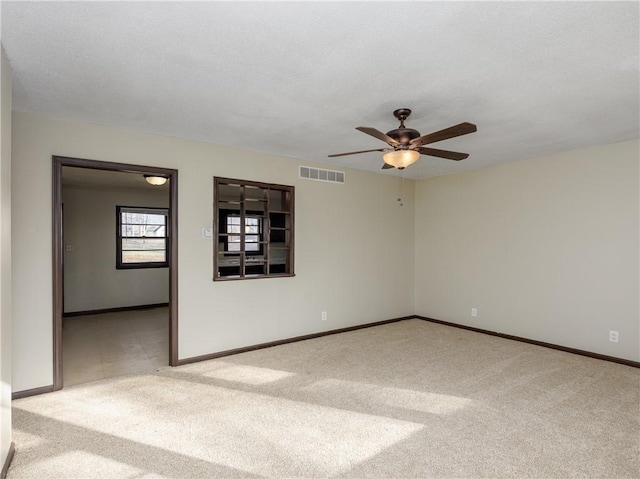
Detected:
left=0, top=2, right=638, bottom=478
left=61, top=167, right=171, bottom=386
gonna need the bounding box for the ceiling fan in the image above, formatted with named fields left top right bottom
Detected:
left=329, top=108, right=477, bottom=170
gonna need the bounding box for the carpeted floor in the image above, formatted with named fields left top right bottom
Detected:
left=9, top=319, right=640, bottom=478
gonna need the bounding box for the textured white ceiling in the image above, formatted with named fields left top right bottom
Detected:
left=2, top=1, right=639, bottom=179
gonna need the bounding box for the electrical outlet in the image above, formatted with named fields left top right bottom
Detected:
left=609, top=330, right=619, bottom=343
left=321, top=311, right=327, bottom=321
left=471, top=308, right=478, bottom=318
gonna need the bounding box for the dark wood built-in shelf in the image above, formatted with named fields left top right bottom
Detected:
left=213, top=177, right=294, bottom=281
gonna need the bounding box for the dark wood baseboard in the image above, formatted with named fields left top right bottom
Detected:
left=177, top=315, right=415, bottom=366
left=416, top=316, right=640, bottom=368
left=12, top=384, right=55, bottom=400
left=1, top=443, right=15, bottom=479
left=63, top=302, right=169, bottom=318
left=13, top=314, right=636, bottom=400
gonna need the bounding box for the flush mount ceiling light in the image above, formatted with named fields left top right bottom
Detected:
left=383, top=149, right=420, bottom=169
left=144, top=175, right=168, bottom=186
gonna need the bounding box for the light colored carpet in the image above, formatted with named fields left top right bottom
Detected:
left=63, top=307, right=169, bottom=386
left=9, top=319, right=640, bottom=478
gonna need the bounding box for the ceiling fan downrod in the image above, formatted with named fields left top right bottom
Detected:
left=393, top=108, right=412, bottom=129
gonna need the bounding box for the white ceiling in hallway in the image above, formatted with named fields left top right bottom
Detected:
left=62, top=167, right=170, bottom=192
left=2, top=1, right=638, bottom=179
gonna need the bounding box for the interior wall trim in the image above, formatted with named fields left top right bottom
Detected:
left=416, top=316, right=640, bottom=368
left=1, top=443, right=15, bottom=479
left=176, top=316, right=415, bottom=366
left=63, top=303, right=169, bottom=318
left=11, top=385, right=55, bottom=400
left=180, top=315, right=640, bottom=369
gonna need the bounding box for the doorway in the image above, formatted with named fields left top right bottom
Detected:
left=52, top=156, right=178, bottom=390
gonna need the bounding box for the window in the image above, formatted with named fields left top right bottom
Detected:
left=214, top=177, right=294, bottom=280
left=117, top=206, right=169, bottom=269
left=227, top=215, right=262, bottom=252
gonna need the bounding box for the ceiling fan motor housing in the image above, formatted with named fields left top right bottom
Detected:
left=389, top=108, right=420, bottom=146
left=386, top=128, right=420, bottom=146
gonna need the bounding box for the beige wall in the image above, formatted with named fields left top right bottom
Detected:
left=11, top=110, right=637, bottom=394
left=62, top=185, right=169, bottom=313
left=414, top=140, right=640, bottom=362
left=0, top=46, right=12, bottom=469
left=12, top=112, right=416, bottom=391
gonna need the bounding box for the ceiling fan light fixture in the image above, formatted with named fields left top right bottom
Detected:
left=144, top=174, right=168, bottom=186
left=383, top=149, right=420, bottom=169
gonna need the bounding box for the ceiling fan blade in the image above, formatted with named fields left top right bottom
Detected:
left=381, top=163, right=394, bottom=170
left=356, top=127, right=400, bottom=146
left=328, top=148, right=388, bottom=158
left=410, top=122, right=477, bottom=147
left=417, top=147, right=469, bottom=161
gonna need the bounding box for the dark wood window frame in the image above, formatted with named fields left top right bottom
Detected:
left=214, top=177, right=294, bottom=281
left=116, top=205, right=169, bottom=269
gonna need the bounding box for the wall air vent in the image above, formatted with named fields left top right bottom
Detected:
left=299, top=166, right=345, bottom=184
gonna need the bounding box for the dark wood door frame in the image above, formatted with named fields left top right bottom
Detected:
left=52, top=155, right=179, bottom=391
